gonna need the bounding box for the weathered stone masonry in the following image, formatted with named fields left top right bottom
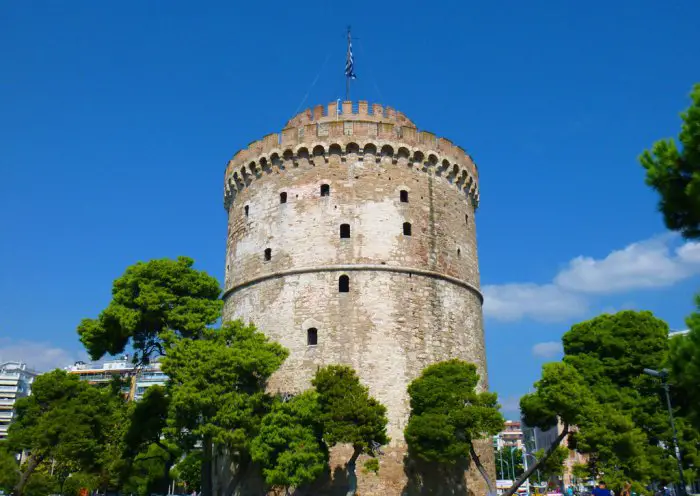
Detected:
left=220, top=101, right=494, bottom=495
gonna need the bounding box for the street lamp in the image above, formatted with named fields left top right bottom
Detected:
left=643, top=367, right=687, bottom=496
left=509, top=446, right=518, bottom=481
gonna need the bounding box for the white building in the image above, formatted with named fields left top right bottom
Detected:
left=0, top=361, right=38, bottom=440
left=66, top=357, right=167, bottom=401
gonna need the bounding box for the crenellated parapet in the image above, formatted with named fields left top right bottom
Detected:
left=223, top=101, right=480, bottom=211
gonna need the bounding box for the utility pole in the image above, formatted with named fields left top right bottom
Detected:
left=644, top=368, right=687, bottom=496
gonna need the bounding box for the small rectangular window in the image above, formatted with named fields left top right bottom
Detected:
left=400, top=190, right=408, bottom=203
left=264, top=248, right=271, bottom=261
left=244, top=205, right=249, bottom=217
left=307, top=328, right=318, bottom=345
left=339, top=275, right=349, bottom=292
left=280, top=192, right=287, bottom=204
left=403, top=222, right=412, bottom=236
left=340, top=224, right=350, bottom=239
left=320, top=184, right=330, bottom=197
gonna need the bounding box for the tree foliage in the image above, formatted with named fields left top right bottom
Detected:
left=558, top=310, right=699, bottom=487
left=405, top=360, right=503, bottom=465
left=171, top=451, right=203, bottom=493
left=6, top=370, right=124, bottom=496
left=162, top=320, right=288, bottom=494
left=669, top=301, right=700, bottom=430
left=312, top=365, right=389, bottom=496
left=495, top=447, right=523, bottom=480
left=533, top=446, right=567, bottom=481
left=640, top=83, right=700, bottom=240
left=251, top=391, right=327, bottom=492
left=0, top=446, right=19, bottom=493
left=77, top=256, right=222, bottom=362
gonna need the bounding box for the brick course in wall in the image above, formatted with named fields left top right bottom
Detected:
left=218, top=101, right=494, bottom=496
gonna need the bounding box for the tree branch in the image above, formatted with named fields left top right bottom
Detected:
left=470, top=445, right=497, bottom=496
left=503, top=422, right=570, bottom=496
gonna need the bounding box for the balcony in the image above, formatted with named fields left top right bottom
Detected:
left=0, top=399, right=15, bottom=407
left=0, top=411, right=13, bottom=420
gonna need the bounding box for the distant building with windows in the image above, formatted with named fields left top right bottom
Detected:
left=66, top=356, right=167, bottom=401
left=669, top=329, right=690, bottom=338
left=494, top=420, right=525, bottom=451
left=0, top=361, right=38, bottom=440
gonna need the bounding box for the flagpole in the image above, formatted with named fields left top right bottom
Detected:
left=346, top=26, right=351, bottom=101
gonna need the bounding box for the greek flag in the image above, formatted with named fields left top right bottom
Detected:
left=345, top=37, right=356, bottom=79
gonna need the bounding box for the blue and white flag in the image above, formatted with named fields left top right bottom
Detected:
left=345, top=35, right=356, bottom=79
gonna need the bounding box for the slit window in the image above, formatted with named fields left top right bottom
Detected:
left=264, top=248, right=271, bottom=261
left=320, top=184, right=330, bottom=197
left=403, top=222, right=412, bottom=236
left=465, top=214, right=469, bottom=225
left=280, top=192, right=287, bottom=204
left=339, top=275, right=349, bottom=293
left=400, top=190, right=408, bottom=203
left=244, top=205, right=249, bottom=217
left=340, top=224, right=350, bottom=239
left=307, top=328, right=318, bottom=346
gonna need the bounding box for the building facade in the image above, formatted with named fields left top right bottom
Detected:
left=494, top=420, right=525, bottom=451
left=220, top=101, right=490, bottom=495
left=66, top=357, right=167, bottom=401
left=0, top=361, right=38, bottom=440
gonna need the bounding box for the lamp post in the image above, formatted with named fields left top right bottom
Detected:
left=510, top=446, right=518, bottom=481
left=643, top=367, right=687, bottom=496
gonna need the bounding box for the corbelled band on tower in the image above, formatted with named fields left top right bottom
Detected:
left=220, top=101, right=492, bottom=495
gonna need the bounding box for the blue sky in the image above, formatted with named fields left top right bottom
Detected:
left=1, top=1, right=699, bottom=418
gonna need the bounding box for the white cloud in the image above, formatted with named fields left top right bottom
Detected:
left=532, top=341, right=563, bottom=358
left=483, top=284, right=588, bottom=323
left=484, top=234, right=700, bottom=323
left=0, top=338, right=88, bottom=372
left=555, top=236, right=700, bottom=293
left=498, top=395, right=522, bottom=420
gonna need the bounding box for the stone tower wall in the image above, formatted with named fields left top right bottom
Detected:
left=221, top=101, right=492, bottom=495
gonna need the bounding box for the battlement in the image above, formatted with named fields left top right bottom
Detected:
left=285, top=100, right=416, bottom=128
left=224, top=101, right=480, bottom=211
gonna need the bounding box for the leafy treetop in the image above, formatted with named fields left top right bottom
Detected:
left=77, top=256, right=223, bottom=362
left=640, top=83, right=700, bottom=239
left=405, top=359, right=503, bottom=465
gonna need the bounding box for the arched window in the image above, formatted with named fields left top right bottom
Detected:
left=307, top=328, right=318, bottom=346
left=244, top=205, right=249, bottom=217
left=403, top=222, right=412, bottom=236
left=340, top=224, right=350, bottom=239
left=339, top=275, right=349, bottom=293
left=320, top=184, right=330, bottom=197
left=400, top=190, right=408, bottom=203
left=264, top=248, right=271, bottom=261
left=280, top=192, right=287, bottom=204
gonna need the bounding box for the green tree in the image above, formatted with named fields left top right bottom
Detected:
left=77, top=256, right=222, bottom=363
left=640, top=83, right=700, bottom=239
left=495, top=447, right=523, bottom=480
left=5, top=370, right=124, bottom=496
left=669, top=308, right=700, bottom=429
left=514, top=362, right=594, bottom=496
left=62, top=473, right=99, bottom=496
left=171, top=451, right=203, bottom=493
left=251, top=391, right=327, bottom=494
left=560, top=310, right=698, bottom=487
left=312, top=365, right=389, bottom=496
left=404, top=360, right=503, bottom=495
left=0, top=446, right=20, bottom=493
left=533, top=446, right=567, bottom=484
left=162, top=320, right=288, bottom=496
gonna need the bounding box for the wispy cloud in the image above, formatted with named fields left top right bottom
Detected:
left=484, top=234, right=700, bottom=323
left=0, top=338, right=88, bottom=372
left=532, top=341, right=563, bottom=358
left=498, top=395, right=522, bottom=420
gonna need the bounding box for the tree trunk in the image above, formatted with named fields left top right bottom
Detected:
left=14, top=453, right=43, bottom=496
left=224, top=455, right=249, bottom=496
left=156, top=441, right=174, bottom=495
left=502, top=423, right=569, bottom=496
left=469, top=445, right=497, bottom=496
left=201, top=436, right=213, bottom=496
left=345, top=446, right=362, bottom=496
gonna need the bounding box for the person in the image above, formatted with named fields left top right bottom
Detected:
left=621, top=481, right=632, bottom=496
left=567, top=486, right=575, bottom=496
left=592, top=481, right=612, bottom=496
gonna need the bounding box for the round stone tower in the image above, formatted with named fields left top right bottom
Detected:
left=221, top=101, right=491, bottom=495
